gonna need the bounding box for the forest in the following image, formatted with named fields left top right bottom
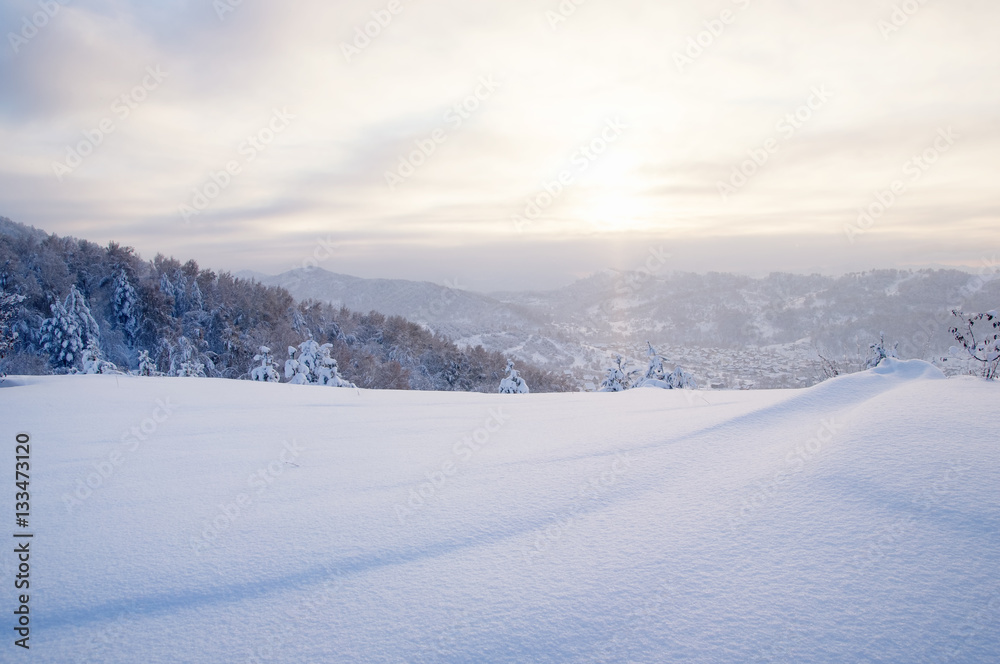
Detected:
left=0, top=217, right=573, bottom=392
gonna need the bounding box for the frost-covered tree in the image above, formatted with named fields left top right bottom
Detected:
left=284, top=345, right=310, bottom=384
left=250, top=345, right=280, bottom=382
left=285, top=339, right=356, bottom=387
left=599, top=355, right=637, bottom=392
left=136, top=349, right=159, bottom=376
left=948, top=309, right=1000, bottom=380
left=633, top=343, right=697, bottom=390
left=665, top=365, right=696, bottom=389
left=0, top=288, right=25, bottom=380
left=170, top=336, right=206, bottom=377
left=112, top=269, right=140, bottom=345
left=40, top=286, right=100, bottom=371
left=865, top=332, right=898, bottom=369
left=642, top=342, right=665, bottom=382
left=313, top=343, right=356, bottom=387
left=81, top=341, right=118, bottom=374
left=498, top=359, right=529, bottom=394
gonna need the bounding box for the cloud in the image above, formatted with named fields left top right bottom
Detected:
left=0, top=0, right=997, bottom=290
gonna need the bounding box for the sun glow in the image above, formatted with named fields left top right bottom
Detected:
left=571, top=151, right=651, bottom=232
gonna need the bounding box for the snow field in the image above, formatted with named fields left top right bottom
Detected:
left=0, top=360, right=997, bottom=662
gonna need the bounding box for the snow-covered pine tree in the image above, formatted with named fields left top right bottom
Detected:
left=0, top=288, right=25, bottom=380
left=285, top=339, right=355, bottom=387
left=643, top=342, right=665, bottom=382
left=313, top=342, right=356, bottom=387
left=948, top=309, right=1000, bottom=380
left=112, top=269, right=141, bottom=345
left=136, top=349, right=159, bottom=376
left=40, top=285, right=101, bottom=371
left=666, top=365, right=696, bottom=389
left=284, top=346, right=309, bottom=384
left=81, top=341, right=118, bottom=374
left=498, top=359, right=529, bottom=394
left=865, top=331, right=898, bottom=369
left=170, top=336, right=206, bottom=377
left=599, top=355, right=636, bottom=392
left=251, top=345, right=280, bottom=382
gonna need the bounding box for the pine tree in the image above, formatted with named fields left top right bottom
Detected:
left=285, top=345, right=309, bottom=384
left=285, top=339, right=355, bottom=387
left=81, top=341, right=118, bottom=374
left=498, top=359, right=529, bottom=394
left=313, top=342, right=356, bottom=387
left=251, top=345, right=280, bottom=382
left=137, top=350, right=159, bottom=376
left=170, top=336, right=206, bottom=377
left=112, top=269, right=140, bottom=345
left=665, top=365, right=696, bottom=389
left=40, top=286, right=100, bottom=371
left=599, top=355, right=636, bottom=392
left=0, top=288, right=25, bottom=380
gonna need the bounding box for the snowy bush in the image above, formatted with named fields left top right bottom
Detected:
left=948, top=309, right=1000, bottom=380
left=285, top=339, right=356, bottom=387
left=865, top=332, right=898, bottom=369
left=498, top=359, right=529, bottom=394
left=39, top=285, right=101, bottom=372
left=251, top=346, right=280, bottom=382
left=599, top=355, right=637, bottom=392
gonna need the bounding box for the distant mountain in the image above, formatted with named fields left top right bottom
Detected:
left=242, top=268, right=550, bottom=340
left=256, top=265, right=1000, bottom=389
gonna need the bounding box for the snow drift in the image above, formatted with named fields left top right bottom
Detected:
left=1, top=361, right=997, bottom=663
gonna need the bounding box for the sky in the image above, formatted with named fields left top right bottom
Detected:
left=1, top=0, right=998, bottom=292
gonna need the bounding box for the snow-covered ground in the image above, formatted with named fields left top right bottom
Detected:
left=2, top=361, right=998, bottom=663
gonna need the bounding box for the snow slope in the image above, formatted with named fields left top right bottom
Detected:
left=1, top=361, right=998, bottom=662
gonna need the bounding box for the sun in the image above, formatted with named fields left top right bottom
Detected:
left=570, top=151, right=650, bottom=232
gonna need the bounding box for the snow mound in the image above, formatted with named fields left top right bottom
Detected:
left=870, top=357, right=946, bottom=379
